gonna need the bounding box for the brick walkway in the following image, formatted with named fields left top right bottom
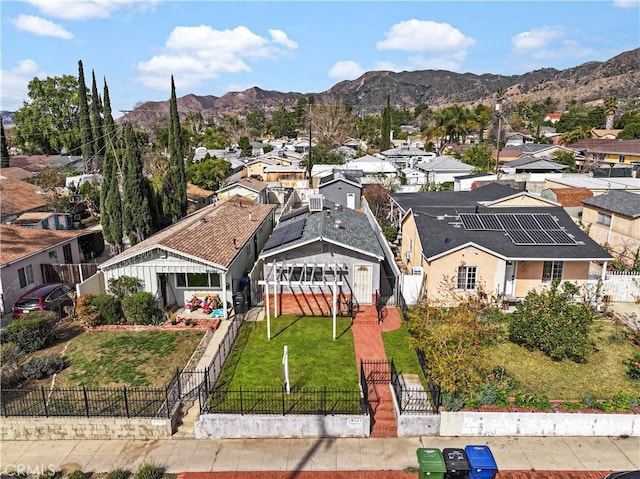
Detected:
left=351, top=305, right=403, bottom=438
left=180, top=470, right=611, bottom=479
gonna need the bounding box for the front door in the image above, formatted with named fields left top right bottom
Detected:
left=353, top=264, right=373, bottom=304
left=504, top=261, right=515, bottom=297
left=347, top=193, right=356, bottom=209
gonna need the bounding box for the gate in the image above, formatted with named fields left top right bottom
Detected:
left=361, top=359, right=391, bottom=384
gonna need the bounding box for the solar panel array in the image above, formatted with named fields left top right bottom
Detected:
left=459, top=213, right=576, bottom=246
left=279, top=206, right=309, bottom=222
left=264, top=218, right=306, bottom=250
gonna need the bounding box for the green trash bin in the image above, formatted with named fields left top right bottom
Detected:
left=416, top=448, right=447, bottom=479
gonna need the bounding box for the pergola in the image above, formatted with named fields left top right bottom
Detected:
left=258, top=261, right=345, bottom=340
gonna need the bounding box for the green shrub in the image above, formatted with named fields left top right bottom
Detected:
left=38, top=469, right=59, bottom=479
left=109, top=276, right=143, bottom=300
left=486, top=366, right=519, bottom=391
left=514, top=393, right=551, bottom=411
left=441, top=392, right=465, bottom=411
left=76, top=293, right=101, bottom=327
left=104, top=468, right=128, bottom=479
left=122, top=292, right=162, bottom=325
left=5, top=311, right=57, bottom=353
left=66, top=471, right=85, bottom=479
left=133, top=461, right=164, bottom=479
left=612, top=391, right=632, bottom=412
left=559, top=400, right=584, bottom=410
left=476, top=383, right=499, bottom=406
left=508, top=281, right=594, bottom=362
left=627, top=352, right=640, bottom=380
left=91, top=293, right=122, bottom=325
left=582, top=393, right=599, bottom=409
left=21, top=354, right=65, bottom=380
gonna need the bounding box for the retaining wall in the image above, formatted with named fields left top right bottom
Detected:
left=439, top=411, right=640, bottom=436
left=0, top=415, right=177, bottom=441
left=195, top=413, right=370, bottom=438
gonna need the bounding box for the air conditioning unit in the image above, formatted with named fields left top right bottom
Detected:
left=309, top=195, right=324, bottom=212
left=405, top=250, right=412, bottom=261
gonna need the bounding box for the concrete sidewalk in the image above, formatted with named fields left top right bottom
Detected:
left=0, top=436, right=638, bottom=474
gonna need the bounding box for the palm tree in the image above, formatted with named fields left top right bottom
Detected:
left=604, top=96, right=618, bottom=130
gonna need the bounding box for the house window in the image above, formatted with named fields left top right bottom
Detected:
left=49, top=251, right=59, bottom=263
left=63, top=244, right=73, bottom=264
left=18, top=265, right=35, bottom=288
left=457, top=266, right=477, bottom=291
left=597, top=212, right=612, bottom=226
left=288, top=266, right=324, bottom=282
left=542, top=261, right=563, bottom=283
left=175, top=273, right=221, bottom=288
left=619, top=155, right=625, bottom=163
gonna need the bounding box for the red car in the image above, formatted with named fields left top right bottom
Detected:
left=12, top=283, right=74, bottom=319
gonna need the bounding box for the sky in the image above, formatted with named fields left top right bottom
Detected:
left=1, top=0, right=639, bottom=117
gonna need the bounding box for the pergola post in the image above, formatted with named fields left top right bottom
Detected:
left=273, top=261, right=278, bottom=318
left=265, top=275, right=271, bottom=340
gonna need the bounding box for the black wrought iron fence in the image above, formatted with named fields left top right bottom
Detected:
left=1, top=385, right=171, bottom=418
left=201, top=386, right=365, bottom=416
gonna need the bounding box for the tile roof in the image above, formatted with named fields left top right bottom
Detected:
left=413, top=206, right=611, bottom=261
left=0, top=175, right=49, bottom=218
left=261, top=200, right=384, bottom=259
left=0, top=224, right=86, bottom=266
left=582, top=190, right=640, bottom=218
left=100, top=196, right=275, bottom=270
left=0, top=167, right=35, bottom=180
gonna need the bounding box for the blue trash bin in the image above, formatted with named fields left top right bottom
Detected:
left=464, top=445, right=498, bottom=479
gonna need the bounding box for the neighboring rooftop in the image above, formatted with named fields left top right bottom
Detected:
left=0, top=174, right=49, bottom=220
left=0, top=224, right=87, bottom=266
left=582, top=190, right=640, bottom=218
left=318, top=172, right=361, bottom=187
left=391, top=183, right=520, bottom=212
left=545, top=187, right=594, bottom=207
left=100, top=196, right=275, bottom=270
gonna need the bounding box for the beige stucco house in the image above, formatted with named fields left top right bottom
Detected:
left=393, top=186, right=611, bottom=304
left=582, top=190, right=640, bottom=267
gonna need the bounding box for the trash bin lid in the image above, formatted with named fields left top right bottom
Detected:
left=464, top=445, right=497, bottom=469
left=442, top=448, right=470, bottom=470
left=416, top=448, right=446, bottom=472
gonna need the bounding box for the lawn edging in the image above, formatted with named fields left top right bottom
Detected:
left=439, top=410, right=640, bottom=436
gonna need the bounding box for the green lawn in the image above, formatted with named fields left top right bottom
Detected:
left=56, top=330, right=205, bottom=388
left=215, top=316, right=358, bottom=390
left=382, top=321, right=426, bottom=382
left=483, top=320, right=640, bottom=400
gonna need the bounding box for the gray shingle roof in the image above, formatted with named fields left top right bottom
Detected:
left=391, top=183, right=519, bottom=211
left=261, top=200, right=384, bottom=258
left=414, top=206, right=611, bottom=261
left=582, top=190, right=640, bottom=218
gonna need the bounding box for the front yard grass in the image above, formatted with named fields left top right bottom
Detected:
left=51, top=329, right=204, bottom=388
left=381, top=321, right=425, bottom=382
left=215, top=315, right=358, bottom=390
left=483, top=319, right=639, bottom=400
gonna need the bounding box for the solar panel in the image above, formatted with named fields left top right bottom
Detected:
left=479, top=214, right=502, bottom=230
left=460, top=214, right=484, bottom=230
left=264, top=218, right=306, bottom=249
left=507, top=230, right=535, bottom=245
left=527, top=230, right=555, bottom=244
left=535, top=214, right=561, bottom=230
left=279, top=206, right=309, bottom=222
left=517, top=214, right=542, bottom=230
left=547, top=229, right=576, bottom=244
left=498, top=214, right=521, bottom=230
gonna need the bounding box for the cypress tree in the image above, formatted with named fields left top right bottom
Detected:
left=77, top=60, right=94, bottom=171
left=90, top=70, right=105, bottom=165
left=163, top=76, right=187, bottom=222
left=122, top=123, right=152, bottom=245
left=380, top=95, right=391, bottom=151
left=1, top=118, right=10, bottom=168
left=100, top=79, right=123, bottom=253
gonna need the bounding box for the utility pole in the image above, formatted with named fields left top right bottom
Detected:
left=306, top=96, right=314, bottom=180
left=495, top=101, right=502, bottom=175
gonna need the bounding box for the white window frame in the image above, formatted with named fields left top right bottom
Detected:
left=18, top=264, right=35, bottom=288
left=542, top=261, right=563, bottom=283
left=457, top=266, right=477, bottom=291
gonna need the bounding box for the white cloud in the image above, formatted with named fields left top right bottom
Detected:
left=511, top=27, right=564, bottom=52
left=269, top=29, right=298, bottom=49
left=11, top=14, right=73, bottom=39
left=23, top=0, right=157, bottom=20
left=135, top=25, right=298, bottom=91
left=328, top=61, right=366, bottom=81
left=377, top=19, right=475, bottom=53
left=613, top=0, right=639, bottom=8
left=0, top=60, right=44, bottom=111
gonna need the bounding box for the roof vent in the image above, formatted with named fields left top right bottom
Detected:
left=309, top=195, right=324, bottom=212
left=334, top=219, right=343, bottom=228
